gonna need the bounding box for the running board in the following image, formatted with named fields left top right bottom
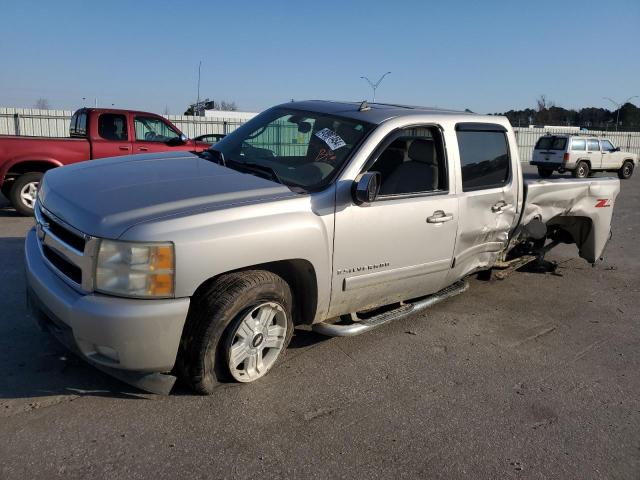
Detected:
left=312, top=280, right=469, bottom=337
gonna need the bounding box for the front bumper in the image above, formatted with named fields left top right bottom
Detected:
left=24, top=228, right=190, bottom=393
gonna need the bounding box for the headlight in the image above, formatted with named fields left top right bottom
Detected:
left=95, top=240, right=175, bottom=298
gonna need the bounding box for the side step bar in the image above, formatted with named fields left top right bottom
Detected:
left=312, top=280, right=469, bottom=337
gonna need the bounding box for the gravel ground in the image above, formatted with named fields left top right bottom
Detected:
left=0, top=166, right=638, bottom=479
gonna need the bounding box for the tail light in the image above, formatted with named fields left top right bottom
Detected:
left=563, top=153, right=570, bottom=162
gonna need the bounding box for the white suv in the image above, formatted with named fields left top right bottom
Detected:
left=531, top=134, right=637, bottom=179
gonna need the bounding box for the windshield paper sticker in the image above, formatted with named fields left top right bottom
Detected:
left=315, top=128, right=346, bottom=150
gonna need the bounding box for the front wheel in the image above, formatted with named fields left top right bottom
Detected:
left=179, top=270, right=294, bottom=394
left=618, top=161, right=634, bottom=179
left=572, top=161, right=590, bottom=179
left=8, top=172, right=43, bottom=216
left=537, top=167, right=554, bottom=178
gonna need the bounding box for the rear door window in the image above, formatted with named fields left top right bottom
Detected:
left=98, top=114, right=128, bottom=141
left=571, top=138, right=586, bottom=151
left=456, top=125, right=510, bottom=191
left=587, top=139, right=600, bottom=151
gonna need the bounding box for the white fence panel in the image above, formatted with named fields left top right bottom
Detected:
left=0, top=109, right=249, bottom=138
left=2, top=109, right=639, bottom=163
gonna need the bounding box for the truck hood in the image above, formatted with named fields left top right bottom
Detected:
left=38, top=151, right=296, bottom=238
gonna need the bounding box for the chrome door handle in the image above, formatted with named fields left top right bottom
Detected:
left=492, top=200, right=511, bottom=213
left=119, top=146, right=130, bottom=151
left=427, top=210, right=453, bottom=223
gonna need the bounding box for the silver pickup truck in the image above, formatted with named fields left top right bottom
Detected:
left=25, top=101, right=620, bottom=394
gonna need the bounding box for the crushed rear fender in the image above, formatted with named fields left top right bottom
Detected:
left=517, top=177, right=620, bottom=263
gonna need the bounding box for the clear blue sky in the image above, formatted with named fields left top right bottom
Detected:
left=1, top=0, right=638, bottom=115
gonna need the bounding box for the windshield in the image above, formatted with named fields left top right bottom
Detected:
left=535, top=136, right=567, bottom=151
left=209, top=108, right=375, bottom=190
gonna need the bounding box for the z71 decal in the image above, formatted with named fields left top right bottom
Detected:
left=595, top=199, right=611, bottom=208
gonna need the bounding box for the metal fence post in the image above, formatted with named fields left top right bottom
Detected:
left=223, top=121, right=228, bottom=135
left=13, top=113, right=20, bottom=136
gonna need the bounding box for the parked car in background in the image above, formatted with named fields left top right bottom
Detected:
left=25, top=100, right=620, bottom=394
left=0, top=108, right=213, bottom=215
left=193, top=133, right=225, bottom=144
left=530, top=134, right=637, bottom=179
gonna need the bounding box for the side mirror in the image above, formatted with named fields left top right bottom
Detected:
left=352, top=171, right=381, bottom=206
left=614, top=147, right=620, bottom=152
left=167, top=134, right=188, bottom=146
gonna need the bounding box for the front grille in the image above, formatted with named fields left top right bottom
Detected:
left=36, top=203, right=95, bottom=291
left=41, top=210, right=86, bottom=252
left=43, top=245, right=82, bottom=284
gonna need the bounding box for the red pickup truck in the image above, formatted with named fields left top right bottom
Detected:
left=0, top=108, right=211, bottom=215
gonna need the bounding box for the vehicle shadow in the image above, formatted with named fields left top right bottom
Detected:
left=0, top=195, right=21, bottom=218
left=0, top=236, right=151, bottom=403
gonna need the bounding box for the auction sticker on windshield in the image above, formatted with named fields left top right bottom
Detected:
left=315, top=128, right=346, bottom=150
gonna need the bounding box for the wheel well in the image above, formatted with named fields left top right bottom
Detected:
left=191, top=259, right=319, bottom=326
left=5, top=160, right=59, bottom=180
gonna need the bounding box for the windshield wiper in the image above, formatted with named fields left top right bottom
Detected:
left=226, top=159, right=284, bottom=185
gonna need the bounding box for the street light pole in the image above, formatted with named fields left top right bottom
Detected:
left=196, top=60, right=202, bottom=116
left=603, top=95, right=638, bottom=131
left=360, top=72, right=392, bottom=103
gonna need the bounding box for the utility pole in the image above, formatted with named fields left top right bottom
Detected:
left=360, top=72, right=392, bottom=103
left=196, top=61, right=202, bottom=116
left=603, top=95, right=638, bottom=131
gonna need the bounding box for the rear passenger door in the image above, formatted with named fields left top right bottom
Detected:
left=587, top=139, right=602, bottom=169
left=448, top=123, right=518, bottom=281
left=91, top=112, right=132, bottom=159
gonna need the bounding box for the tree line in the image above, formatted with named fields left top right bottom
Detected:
left=495, top=96, right=640, bottom=131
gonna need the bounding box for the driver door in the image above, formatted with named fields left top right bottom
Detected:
left=133, top=115, right=183, bottom=154
left=329, top=125, right=458, bottom=317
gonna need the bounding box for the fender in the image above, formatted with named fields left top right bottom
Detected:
left=0, top=157, right=63, bottom=185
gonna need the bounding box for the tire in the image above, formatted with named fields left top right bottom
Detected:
left=179, top=270, right=294, bottom=394
left=572, top=161, right=590, bottom=179
left=8, top=172, right=43, bottom=216
left=537, top=167, right=553, bottom=178
left=618, top=161, right=634, bottom=180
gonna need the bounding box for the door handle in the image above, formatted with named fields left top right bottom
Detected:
left=491, top=200, right=511, bottom=213
left=119, top=146, right=130, bottom=151
left=138, top=147, right=149, bottom=151
left=427, top=210, right=453, bottom=223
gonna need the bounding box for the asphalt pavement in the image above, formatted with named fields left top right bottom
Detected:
left=0, top=166, right=638, bottom=479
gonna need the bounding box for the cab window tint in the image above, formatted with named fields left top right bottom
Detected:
left=587, top=139, right=600, bottom=151
left=571, top=138, right=586, bottom=151
left=536, top=136, right=567, bottom=150
left=456, top=125, right=510, bottom=191
left=134, top=116, right=180, bottom=142
left=98, top=114, right=128, bottom=141
left=69, top=111, right=87, bottom=137
left=366, top=126, right=447, bottom=196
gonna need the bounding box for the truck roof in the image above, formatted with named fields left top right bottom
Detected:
left=75, top=107, right=166, bottom=117
left=279, top=100, right=493, bottom=125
